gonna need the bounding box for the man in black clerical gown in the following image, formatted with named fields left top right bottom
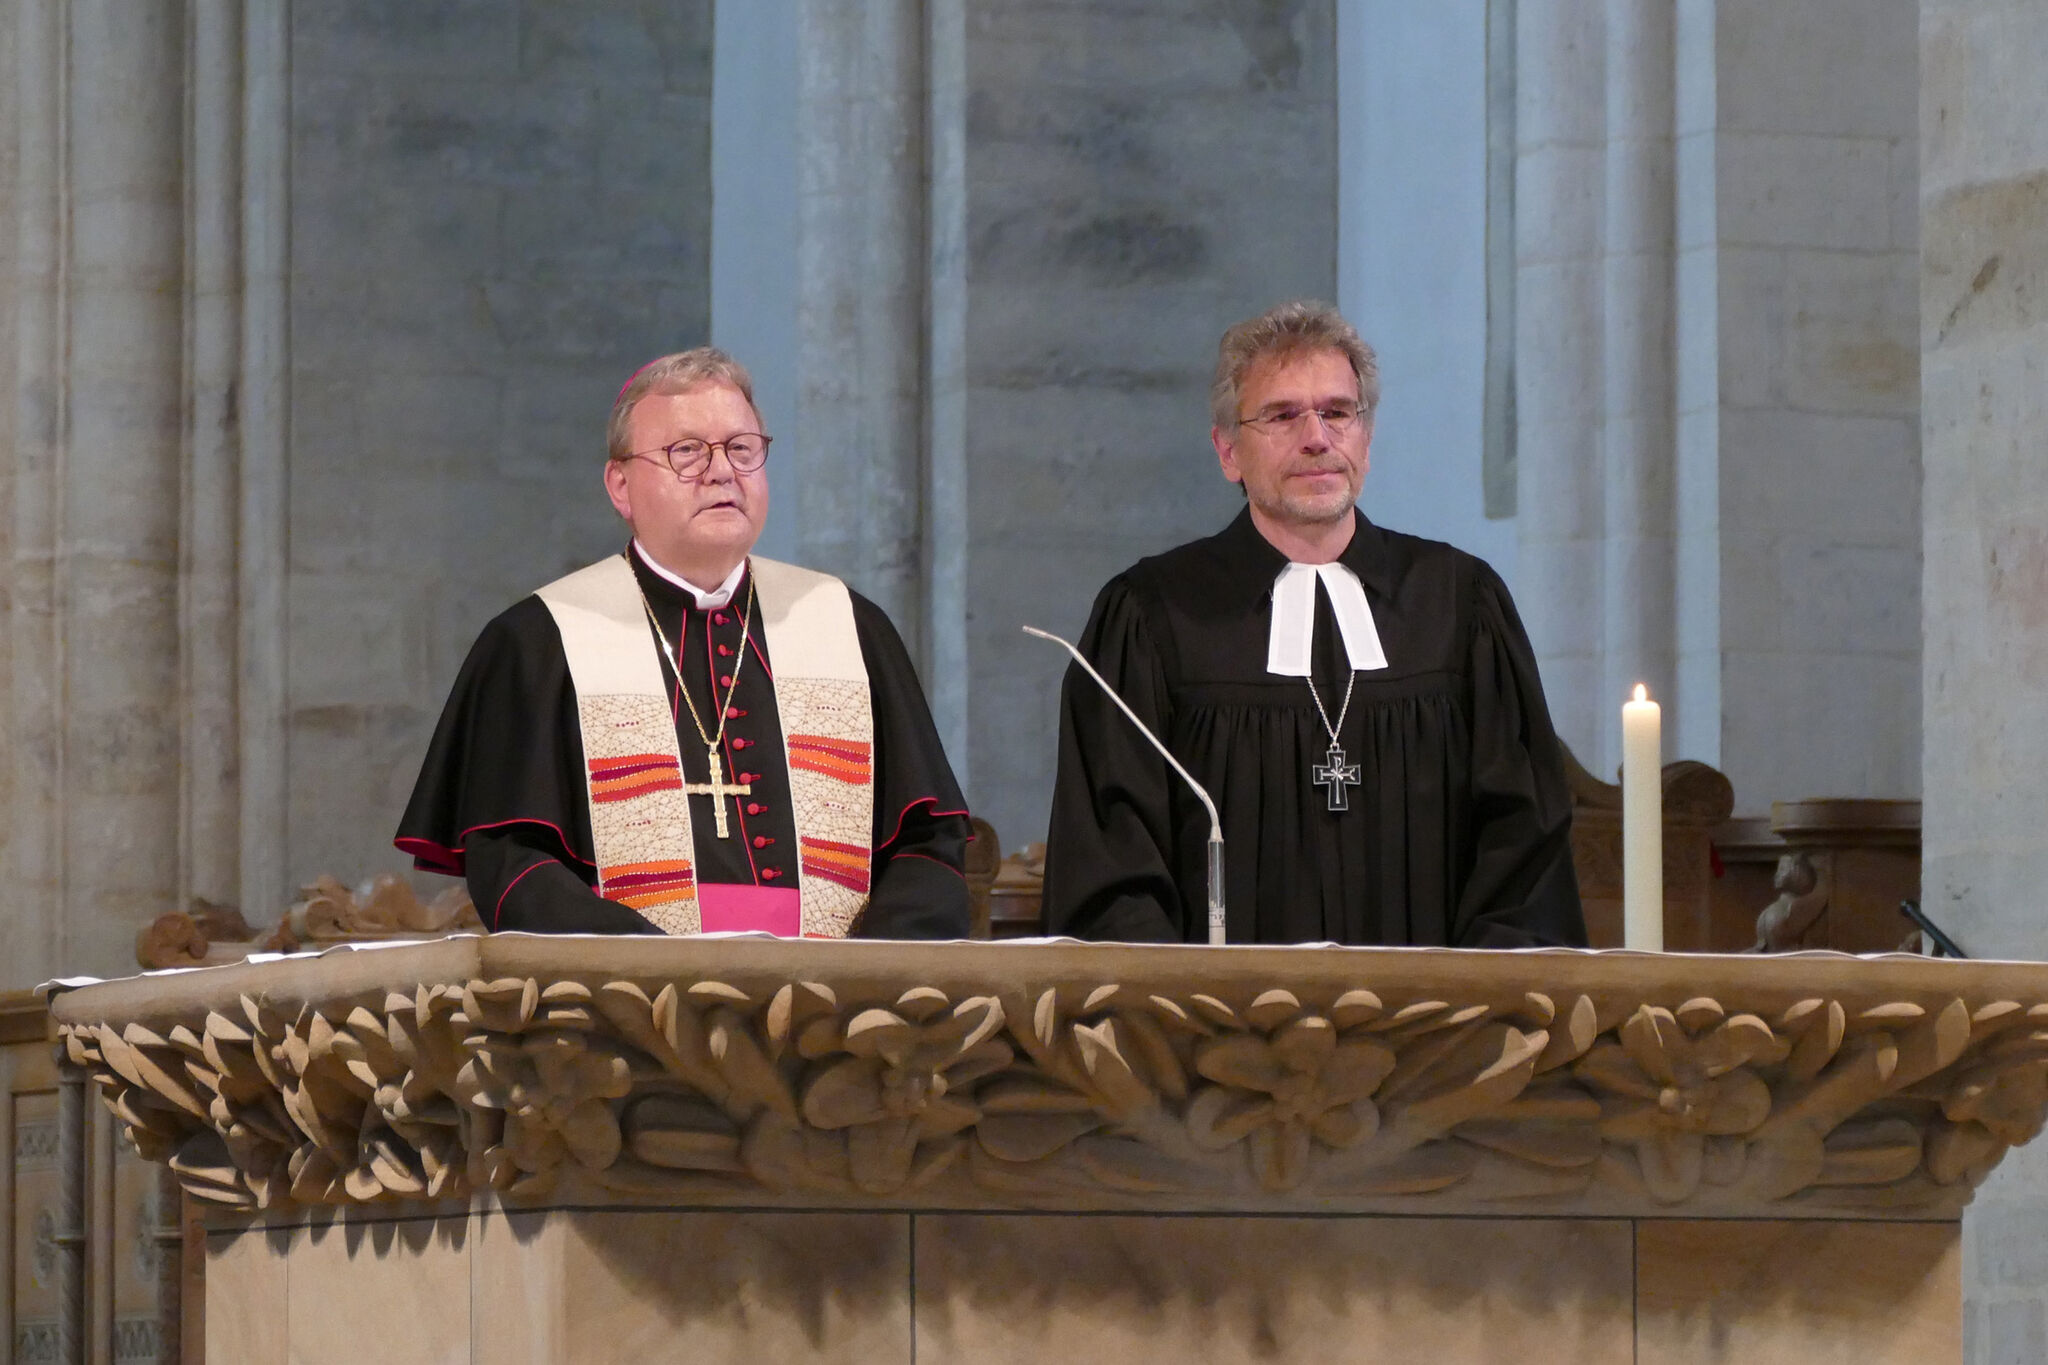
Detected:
left=1042, top=301, right=1585, bottom=948
left=397, top=348, right=971, bottom=938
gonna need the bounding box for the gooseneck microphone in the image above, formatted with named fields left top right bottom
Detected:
left=1024, top=626, right=1227, bottom=947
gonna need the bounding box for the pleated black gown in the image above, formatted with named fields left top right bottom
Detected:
left=1041, top=508, right=1586, bottom=948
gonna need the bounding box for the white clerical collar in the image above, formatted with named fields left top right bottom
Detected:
left=1267, top=561, right=1389, bottom=676
left=633, top=541, right=746, bottom=609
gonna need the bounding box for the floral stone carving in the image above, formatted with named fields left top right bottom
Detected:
left=45, top=937, right=2048, bottom=1218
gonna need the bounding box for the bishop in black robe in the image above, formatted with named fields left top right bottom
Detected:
left=1041, top=507, right=1585, bottom=948
left=396, top=542, right=972, bottom=937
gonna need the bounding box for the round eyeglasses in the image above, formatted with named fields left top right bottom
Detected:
left=1236, top=403, right=1363, bottom=437
left=616, top=433, right=772, bottom=480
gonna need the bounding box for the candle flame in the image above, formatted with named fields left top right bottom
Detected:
left=1633, top=683, right=1648, bottom=703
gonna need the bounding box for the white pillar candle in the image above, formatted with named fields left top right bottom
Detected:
left=1621, top=684, right=1663, bottom=952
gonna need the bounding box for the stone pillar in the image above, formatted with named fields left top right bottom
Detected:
left=1920, top=0, right=2048, bottom=1355
left=1515, top=0, right=1679, bottom=781
left=4, top=0, right=296, bottom=983
left=1598, top=0, right=1677, bottom=748
left=923, top=0, right=970, bottom=772
left=1671, top=0, right=1721, bottom=771
left=793, top=0, right=929, bottom=658
left=5, top=1, right=190, bottom=983
left=180, top=0, right=246, bottom=913
left=9, top=0, right=69, bottom=980
left=1515, top=0, right=1616, bottom=773
left=239, top=0, right=289, bottom=916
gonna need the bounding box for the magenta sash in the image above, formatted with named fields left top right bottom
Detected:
left=696, top=883, right=802, bottom=936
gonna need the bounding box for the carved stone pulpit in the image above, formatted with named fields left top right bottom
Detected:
left=45, top=937, right=2048, bottom=1363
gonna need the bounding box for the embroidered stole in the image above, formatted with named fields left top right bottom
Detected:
left=535, top=554, right=876, bottom=937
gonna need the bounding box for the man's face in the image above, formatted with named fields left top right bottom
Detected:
left=603, top=381, right=770, bottom=575
left=1211, top=347, right=1372, bottom=528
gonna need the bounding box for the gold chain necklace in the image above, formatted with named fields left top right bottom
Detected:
left=634, top=564, right=758, bottom=837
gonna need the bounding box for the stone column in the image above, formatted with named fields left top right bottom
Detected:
left=1920, top=0, right=2048, bottom=1353
left=0, top=14, right=16, bottom=955
left=1671, top=0, right=1721, bottom=769
left=239, top=0, right=289, bottom=917
left=793, top=0, right=929, bottom=659
left=3, top=1, right=286, bottom=984
left=1515, top=0, right=1611, bottom=770
left=1599, top=0, right=1677, bottom=745
left=9, top=0, right=69, bottom=981
left=923, top=0, right=970, bottom=771
left=10, top=2, right=190, bottom=981
left=180, top=0, right=245, bottom=913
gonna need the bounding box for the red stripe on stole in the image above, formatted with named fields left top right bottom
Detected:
left=800, top=836, right=871, bottom=893
left=603, top=859, right=695, bottom=886
left=589, top=755, right=680, bottom=780
left=590, top=773, right=683, bottom=804
left=789, top=756, right=872, bottom=786
left=604, top=869, right=697, bottom=893
left=801, top=861, right=869, bottom=893
left=617, top=888, right=696, bottom=910
left=787, top=735, right=871, bottom=761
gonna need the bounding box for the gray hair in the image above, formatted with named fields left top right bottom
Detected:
left=606, top=346, right=759, bottom=461
left=1208, top=300, right=1380, bottom=431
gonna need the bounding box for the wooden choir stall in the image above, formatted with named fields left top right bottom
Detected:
left=35, top=931, right=2048, bottom=1363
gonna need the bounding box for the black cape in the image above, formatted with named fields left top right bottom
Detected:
left=1041, top=509, right=1584, bottom=948
left=396, top=545, right=972, bottom=938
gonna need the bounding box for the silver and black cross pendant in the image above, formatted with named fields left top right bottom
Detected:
left=1312, top=743, right=1362, bottom=812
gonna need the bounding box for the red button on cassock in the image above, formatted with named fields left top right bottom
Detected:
left=746, top=803, right=766, bottom=815
left=725, top=706, right=744, bottom=719
left=731, top=737, right=750, bottom=750
left=739, top=772, right=760, bottom=784
left=719, top=675, right=733, bottom=688
left=752, top=836, right=774, bottom=849
left=713, top=613, right=729, bottom=626
left=761, top=867, right=782, bottom=881
left=717, top=644, right=733, bottom=657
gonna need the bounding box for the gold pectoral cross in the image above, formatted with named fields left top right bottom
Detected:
left=682, top=743, right=752, bottom=838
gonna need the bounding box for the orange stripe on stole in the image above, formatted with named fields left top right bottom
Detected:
left=788, top=734, right=872, bottom=785
left=601, top=858, right=696, bottom=909
left=588, top=752, right=684, bottom=804
left=799, top=836, right=871, bottom=893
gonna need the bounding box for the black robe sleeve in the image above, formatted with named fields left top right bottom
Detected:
left=462, top=827, right=656, bottom=933
left=848, top=592, right=974, bottom=940
left=1452, top=566, right=1587, bottom=948
left=395, top=596, right=621, bottom=927
left=1040, top=577, right=1188, bottom=941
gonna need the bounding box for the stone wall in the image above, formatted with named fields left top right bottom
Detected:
left=1919, top=0, right=2048, bottom=1357
left=1515, top=0, right=1919, bottom=808
left=1705, top=0, right=1922, bottom=809
left=283, top=1, right=715, bottom=897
